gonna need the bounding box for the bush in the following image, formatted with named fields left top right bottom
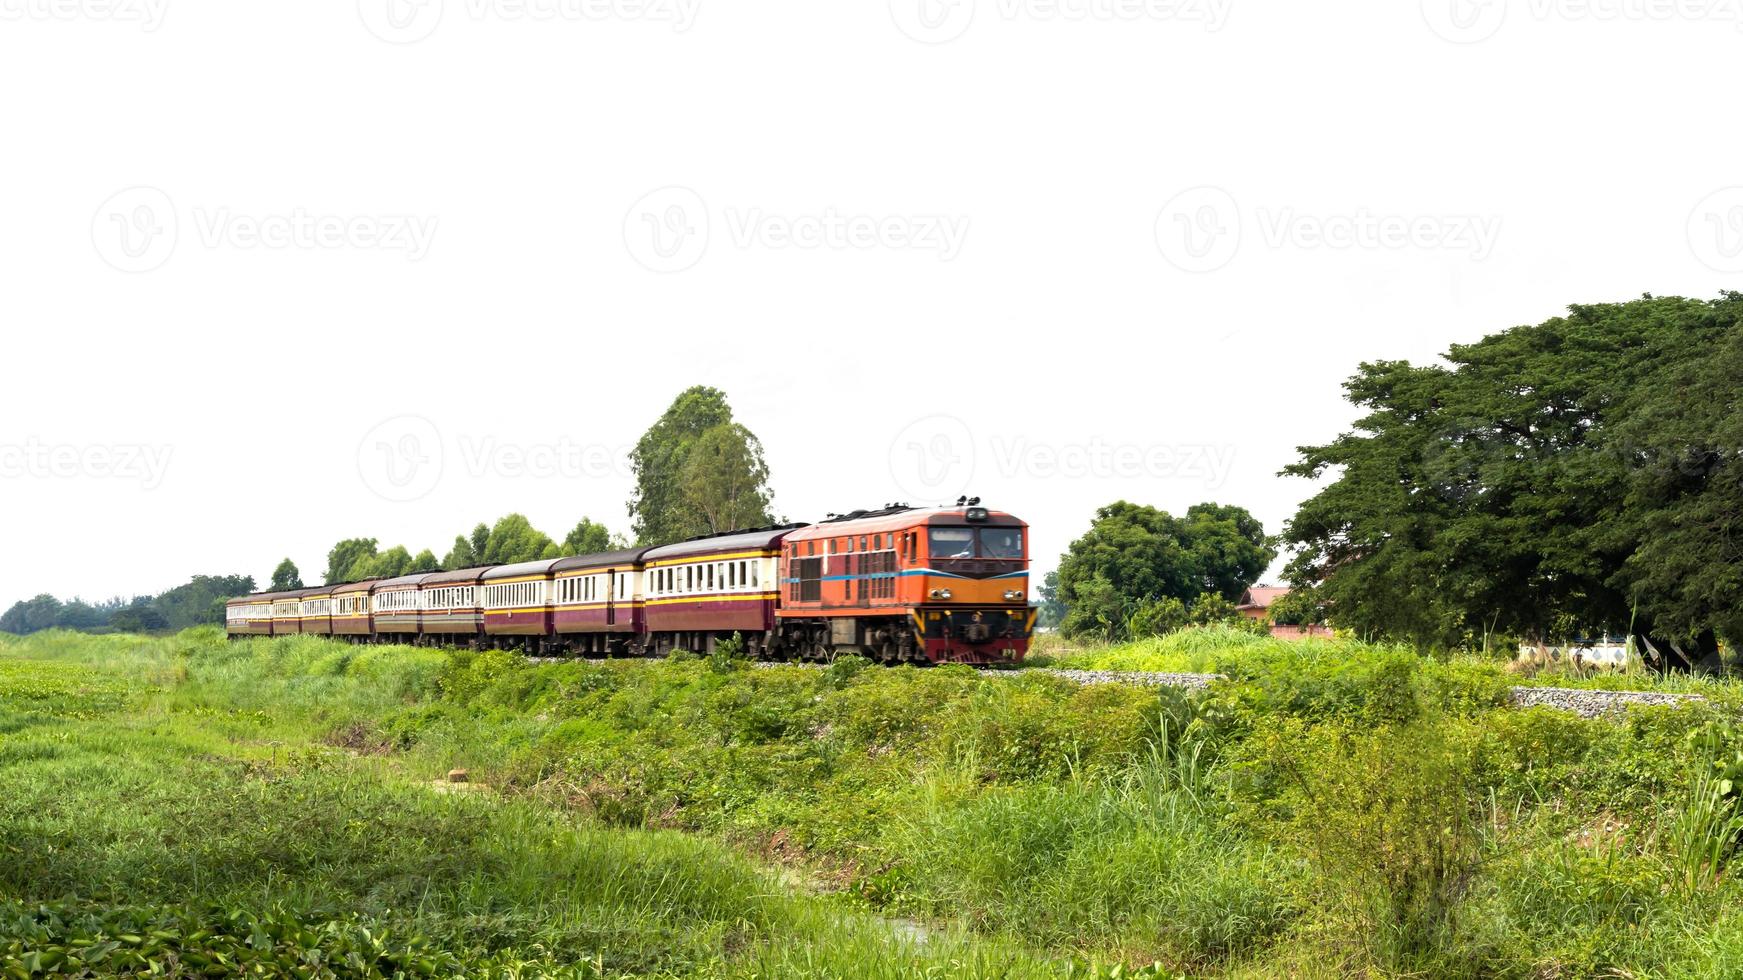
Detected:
left=1243, top=717, right=1487, bottom=968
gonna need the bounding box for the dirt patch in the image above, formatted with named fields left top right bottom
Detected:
left=324, top=721, right=396, bottom=756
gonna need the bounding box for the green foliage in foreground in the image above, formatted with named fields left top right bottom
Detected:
left=7, top=628, right=1743, bottom=977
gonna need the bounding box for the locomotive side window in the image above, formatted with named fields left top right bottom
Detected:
left=796, top=557, right=822, bottom=602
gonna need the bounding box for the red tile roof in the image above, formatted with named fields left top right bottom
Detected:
left=1238, top=586, right=1290, bottom=610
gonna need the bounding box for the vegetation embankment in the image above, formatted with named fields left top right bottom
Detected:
left=7, top=627, right=1743, bottom=977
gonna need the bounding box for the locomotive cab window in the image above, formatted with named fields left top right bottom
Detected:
left=929, top=527, right=976, bottom=559
left=981, top=528, right=1024, bottom=558
left=929, top=527, right=1024, bottom=559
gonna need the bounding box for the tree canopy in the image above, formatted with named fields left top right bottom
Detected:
left=1055, top=501, right=1275, bottom=639
left=269, top=559, right=303, bottom=591
left=562, top=518, right=620, bottom=556
left=629, top=386, right=776, bottom=546
left=1283, top=293, right=1743, bottom=656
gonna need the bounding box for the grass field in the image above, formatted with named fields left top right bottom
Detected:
left=4, top=626, right=1743, bottom=977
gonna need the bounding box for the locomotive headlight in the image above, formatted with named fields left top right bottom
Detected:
left=929, top=588, right=953, bottom=601
left=1003, top=590, right=1023, bottom=602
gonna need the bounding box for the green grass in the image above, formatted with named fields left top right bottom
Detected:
left=6, top=627, right=1743, bottom=977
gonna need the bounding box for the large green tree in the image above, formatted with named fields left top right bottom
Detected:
left=1055, top=501, right=1275, bottom=639
left=629, top=387, right=776, bottom=546
left=562, top=518, right=619, bottom=556
left=324, top=539, right=379, bottom=584
left=478, top=514, right=558, bottom=564
left=680, top=423, right=775, bottom=536
left=269, top=558, right=303, bottom=591
left=1283, top=293, right=1743, bottom=656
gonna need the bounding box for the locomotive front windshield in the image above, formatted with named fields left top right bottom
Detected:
left=929, top=527, right=1024, bottom=560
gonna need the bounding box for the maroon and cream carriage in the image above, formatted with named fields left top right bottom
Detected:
left=225, top=593, right=276, bottom=637
left=371, top=573, right=431, bottom=640
left=552, top=547, right=653, bottom=655
left=298, top=587, right=334, bottom=636
left=481, top=559, right=559, bottom=650
left=642, top=527, right=797, bottom=656
left=331, top=580, right=378, bottom=638
left=268, top=588, right=313, bottom=636
left=419, top=566, right=487, bottom=648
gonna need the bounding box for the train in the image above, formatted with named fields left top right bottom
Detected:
left=226, top=501, right=1033, bottom=664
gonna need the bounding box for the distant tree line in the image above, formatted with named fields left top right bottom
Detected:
left=0, top=574, right=257, bottom=636
left=314, top=513, right=627, bottom=586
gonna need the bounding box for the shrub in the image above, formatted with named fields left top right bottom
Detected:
left=1245, top=717, right=1486, bottom=967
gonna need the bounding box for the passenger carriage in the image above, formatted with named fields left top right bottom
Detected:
left=371, top=573, right=431, bottom=640
left=225, top=594, right=275, bottom=637
left=299, top=587, right=334, bottom=636
left=269, top=588, right=311, bottom=636
left=481, top=559, right=560, bottom=650
left=642, top=527, right=797, bottom=656
left=331, top=580, right=377, bottom=638
left=419, top=566, right=487, bottom=648
left=552, top=548, right=653, bottom=655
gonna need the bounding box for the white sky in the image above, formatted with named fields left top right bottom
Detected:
left=2, top=0, right=1739, bottom=608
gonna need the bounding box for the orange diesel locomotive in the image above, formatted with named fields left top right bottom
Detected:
left=772, top=501, right=1031, bottom=664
